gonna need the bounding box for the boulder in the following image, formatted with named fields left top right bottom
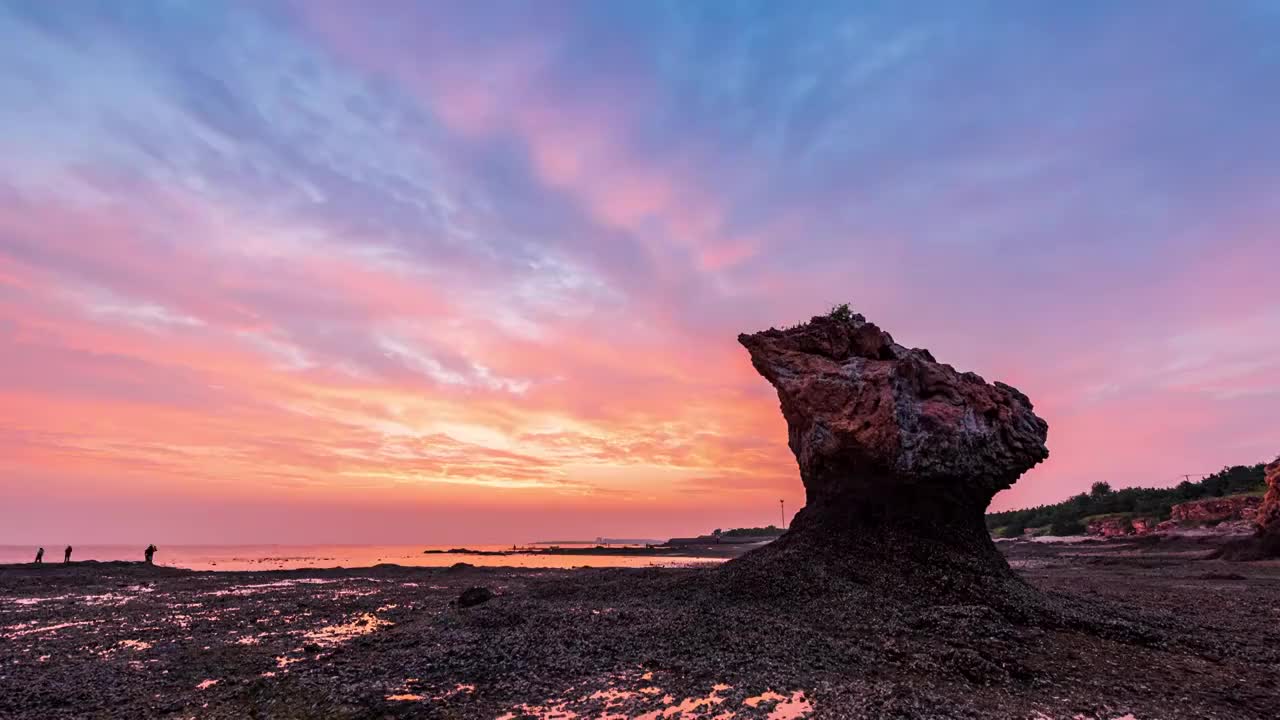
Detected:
left=457, top=587, right=494, bottom=608
left=733, top=311, right=1049, bottom=587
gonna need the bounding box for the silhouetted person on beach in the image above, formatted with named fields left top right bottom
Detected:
left=64, top=546, right=73, bottom=563
left=34, top=547, right=43, bottom=564
left=144, top=544, right=157, bottom=564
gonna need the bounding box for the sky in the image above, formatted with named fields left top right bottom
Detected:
left=1, top=1, right=1277, bottom=544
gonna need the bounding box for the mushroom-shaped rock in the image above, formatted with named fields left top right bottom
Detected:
left=733, top=312, right=1049, bottom=588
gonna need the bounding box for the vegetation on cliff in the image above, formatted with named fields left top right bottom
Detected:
left=986, top=464, right=1267, bottom=536
left=712, top=526, right=784, bottom=538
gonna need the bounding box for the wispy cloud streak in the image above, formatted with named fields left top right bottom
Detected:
left=0, top=1, right=1277, bottom=541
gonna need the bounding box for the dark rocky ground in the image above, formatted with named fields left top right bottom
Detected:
left=1, top=537, right=1278, bottom=719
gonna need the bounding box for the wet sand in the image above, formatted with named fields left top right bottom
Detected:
left=1, top=537, right=1278, bottom=719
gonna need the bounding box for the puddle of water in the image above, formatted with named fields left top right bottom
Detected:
left=1030, top=714, right=1139, bottom=720
left=635, top=687, right=728, bottom=719
left=495, top=704, right=577, bottom=720
left=744, top=691, right=786, bottom=708
left=196, top=679, right=219, bottom=690
left=2, top=620, right=97, bottom=639
left=763, top=691, right=812, bottom=720
left=491, top=674, right=811, bottom=720
left=80, top=593, right=133, bottom=606
left=275, top=655, right=302, bottom=670
left=119, top=639, right=152, bottom=651
left=303, top=612, right=393, bottom=647
left=386, top=693, right=424, bottom=701
left=273, top=611, right=392, bottom=672
left=430, top=683, right=476, bottom=701
left=206, top=579, right=339, bottom=597
left=588, top=688, right=637, bottom=703
left=10, top=596, right=72, bottom=606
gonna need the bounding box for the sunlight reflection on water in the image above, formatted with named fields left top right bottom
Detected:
left=303, top=612, right=392, bottom=647
left=486, top=671, right=814, bottom=719
left=1, top=620, right=97, bottom=639
left=268, top=610, right=395, bottom=671
left=0, top=544, right=726, bottom=571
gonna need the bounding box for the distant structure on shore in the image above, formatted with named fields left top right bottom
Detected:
left=666, top=526, right=785, bottom=547
left=531, top=538, right=665, bottom=546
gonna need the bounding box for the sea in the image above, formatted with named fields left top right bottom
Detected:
left=0, top=544, right=725, bottom=571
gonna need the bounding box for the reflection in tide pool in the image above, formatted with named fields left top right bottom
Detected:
left=303, top=612, right=393, bottom=647
left=488, top=672, right=814, bottom=719
left=270, top=609, right=396, bottom=672
left=1, top=620, right=97, bottom=639
left=744, top=690, right=813, bottom=719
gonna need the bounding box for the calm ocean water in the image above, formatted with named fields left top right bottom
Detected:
left=0, top=544, right=724, bottom=571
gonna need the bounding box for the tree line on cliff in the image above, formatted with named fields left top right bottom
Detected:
left=985, top=464, right=1267, bottom=537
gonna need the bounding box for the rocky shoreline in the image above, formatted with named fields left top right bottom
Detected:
left=5, top=313, right=1274, bottom=719
left=1, top=537, right=1278, bottom=719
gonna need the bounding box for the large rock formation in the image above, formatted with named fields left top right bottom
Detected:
left=1169, top=495, right=1260, bottom=524
left=733, top=312, right=1048, bottom=588
left=1218, top=456, right=1280, bottom=560
left=1086, top=515, right=1138, bottom=537
left=1257, top=456, right=1280, bottom=540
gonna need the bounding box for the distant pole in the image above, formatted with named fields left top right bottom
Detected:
left=780, top=499, right=785, bottom=528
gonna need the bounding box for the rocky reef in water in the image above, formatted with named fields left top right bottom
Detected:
left=726, top=310, right=1048, bottom=599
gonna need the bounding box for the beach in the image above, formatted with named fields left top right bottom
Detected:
left=2, top=536, right=1278, bottom=719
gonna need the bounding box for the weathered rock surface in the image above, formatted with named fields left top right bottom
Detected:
left=1170, top=495, right=1261, bottom=524
left=734, top=312, right=1049, bottom=588
left=1129, top=517, right=1159, bottom=535
left=1086, top=516, right=1137, bottom=537
left=1214, top=456, right=1280, bottom=560
left=1259, top=456, right=1280, bottom=535
left=1086, top=512, right=1256, bottom=538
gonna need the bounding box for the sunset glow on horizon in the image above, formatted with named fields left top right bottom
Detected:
left=2, top=2, right=1277, bottom=544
